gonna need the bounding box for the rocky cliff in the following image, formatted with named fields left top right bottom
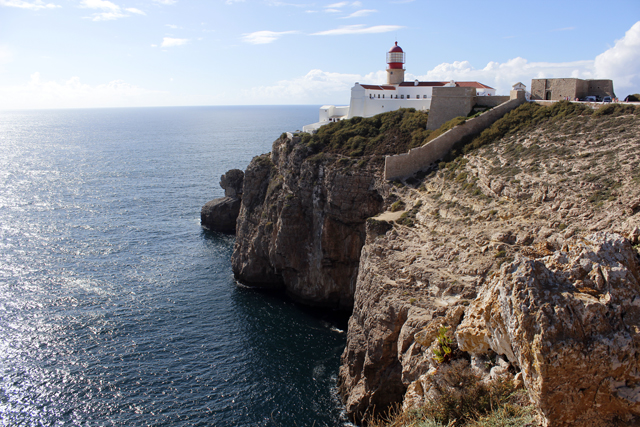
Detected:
left=230, top=110, right=432, bottom=309
left=230, top=135, right=385, bottom=308
left=226, top=103, right=640, bottom=426
left=339, top=102, right=640, bottom=425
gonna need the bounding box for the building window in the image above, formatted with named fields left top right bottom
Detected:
left=383, top=95, right=385, bottom=98
left=401, top=95, right=404, bottom=99
left=395, top=95, right=398, bottom=99
left=378, top=94, right=380, bottom=98
left=416, top=95, right=420, bottom=99
left=407, top=95, right=410, bottom=99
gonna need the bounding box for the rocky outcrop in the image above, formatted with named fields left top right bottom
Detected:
left=338, top=105, right=640, bottom=425
left=217, top=104, right=640, bottom=425
left=231, top=135, right=385, bottom=309
left=201, top=169, right=244, bottom=233
left=457, top=232, right=640, bottom=426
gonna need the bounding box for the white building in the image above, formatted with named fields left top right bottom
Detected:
left=303, top=42, right=495, bottom=133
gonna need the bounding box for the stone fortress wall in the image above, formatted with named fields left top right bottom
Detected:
left=426, top=87, right=511, bottom=130
left=385, top=90, right=527, bottom=181
left=531, top=78, right=615, bottom=100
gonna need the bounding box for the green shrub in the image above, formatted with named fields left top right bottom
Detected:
left=302, top=108, right=430, bottom=158
left=432, top=327, right=453, bottom=364
left=593, top=103, right=639, bottom=117
left=391, top=200, right=406, bottom=212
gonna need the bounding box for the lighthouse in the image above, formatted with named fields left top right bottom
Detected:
left=386, top=41, right=405, bottom=85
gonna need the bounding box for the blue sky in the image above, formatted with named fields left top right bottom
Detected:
left=1, top=0, right=639, bottom=109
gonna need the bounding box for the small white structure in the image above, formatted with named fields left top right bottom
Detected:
left=303, top=42, right=496, bottom=133
left=511, top=82, right=531, bottom=101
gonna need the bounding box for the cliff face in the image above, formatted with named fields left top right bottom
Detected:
left=338, top=103, right=640, bottom=425
left=228, top=103, right=640, bottom=426
left=231, top=134, right=385, bottom=309
left=201, top=169, right=244, bottom=233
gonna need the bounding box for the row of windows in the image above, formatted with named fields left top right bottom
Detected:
left=368, top=94, right=428, bottom=99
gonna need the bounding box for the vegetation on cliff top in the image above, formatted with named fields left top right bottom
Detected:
left=442, top=101, right=640, bottom=162
left=297, top=108, right=431, bottom=157
left=369, top=376, right=535, bottom=427
left=295, top=101, right=639, bottom=166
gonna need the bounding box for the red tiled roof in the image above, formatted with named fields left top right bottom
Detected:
left=360, top=81, right=494, bottom=90
left=360, top=84, right=396, bottom=90
left=398, top=81, right=446, bottom=87
left=454, top=81, right=495, bottom=89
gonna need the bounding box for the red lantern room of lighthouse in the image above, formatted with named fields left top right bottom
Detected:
left=386, top=42, right=406, bottom=85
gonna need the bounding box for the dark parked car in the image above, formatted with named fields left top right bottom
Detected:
left=603, top=96, right=612, bottom=103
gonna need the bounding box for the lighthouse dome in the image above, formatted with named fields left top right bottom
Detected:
left=386, top=41, right=405, bottom=70
left=389, top=42, right=403, bottom=53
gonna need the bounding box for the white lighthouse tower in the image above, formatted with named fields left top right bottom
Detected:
left=301, top=41, right=497, bottom=133
left=386, top=42, right=405, bottom=85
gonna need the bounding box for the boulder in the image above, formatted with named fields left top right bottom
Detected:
left=201, top=196, right=241, bottom=233
left=456, top=232, right=640, bottom=426
left=220, top=169, right=244, bottom=198
left=201, top=169, right=245, bottom=234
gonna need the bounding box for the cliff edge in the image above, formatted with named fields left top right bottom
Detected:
left=224, top=103, right=640, bottom=426
left=339, top=102, right=640, bottom=426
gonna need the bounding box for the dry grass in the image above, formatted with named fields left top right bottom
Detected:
left=367, top=372, right=536, bottom=427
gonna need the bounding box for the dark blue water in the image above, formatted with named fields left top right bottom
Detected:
left=0, top=106, right=350, bottom=426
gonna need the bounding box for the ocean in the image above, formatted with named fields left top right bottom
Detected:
left=0, top=106, right=350, bottom=426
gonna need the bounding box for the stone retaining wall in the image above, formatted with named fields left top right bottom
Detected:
left=476, top=96, right=510, bottom=107
left=384, top=92, right=527, bottom=181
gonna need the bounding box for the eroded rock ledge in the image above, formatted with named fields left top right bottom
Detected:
left=230, top=134, right=385, bottom=309
left=338, top=105, right=640, bottom=426
left=201, top=169, right=244, bottom=233
left=221, top=104, right=640, bottom=426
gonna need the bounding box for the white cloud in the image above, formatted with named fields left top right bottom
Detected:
left=594, top=20, right=640, bottom=92
left=0, top=46, right=13, bottom=64
left=166, top=24, right=180, bottom=29
left=240, top=69, right=390, bottom=105
left=242, top=22, right=640, bottom=104
left=225, top=0, right=244, bottom=3
left=152, top=0, right=176, bottom=4
left=80, top=0, right=118, bottom=10
left=0, top=72, right=167, bottom=110
left=342, top=9, right=376, bottom=18
left=0, top=0, right=60, bottom=9
left=326, top=1, right=348, bottom=7
left=161, top=37, right=189, bottom=47
left=125, top=7, right=144, bottom=14
left=80, top=0, right=145, bottom=20
left=266, top=1, right=308, bottom=6
left=410, top=57, right=595, bottom=95
left=312, top=24, right=404, bottom=36
left=89, top=11, right=126, bottom=20
left=241, top=30, right=297, bottom=44
left=242, top=69, right=363, bottom=104
left=408, top=20, right=640, bottom=95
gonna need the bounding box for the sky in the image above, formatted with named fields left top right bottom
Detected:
left=0, top=0, right=639, bottom=110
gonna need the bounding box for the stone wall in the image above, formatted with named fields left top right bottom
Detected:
left=426, top=87, right=477, bottom=130
left=476, top=95, right=510, bottom=107
left=587, top=79, right=616, bottom=98
left=384, top=91, right=527, bottom=181
left=531, top=78, right=614, bottom=100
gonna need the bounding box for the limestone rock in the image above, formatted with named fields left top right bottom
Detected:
left=220, top=168, right=244, bottom=198
left=201, top=196, right=241, bottom=233
left=231, top=135, right=384, bottom=308
left=456, top=232, right=640, bottom=426
left=201, top=168, right=245, bottom=233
